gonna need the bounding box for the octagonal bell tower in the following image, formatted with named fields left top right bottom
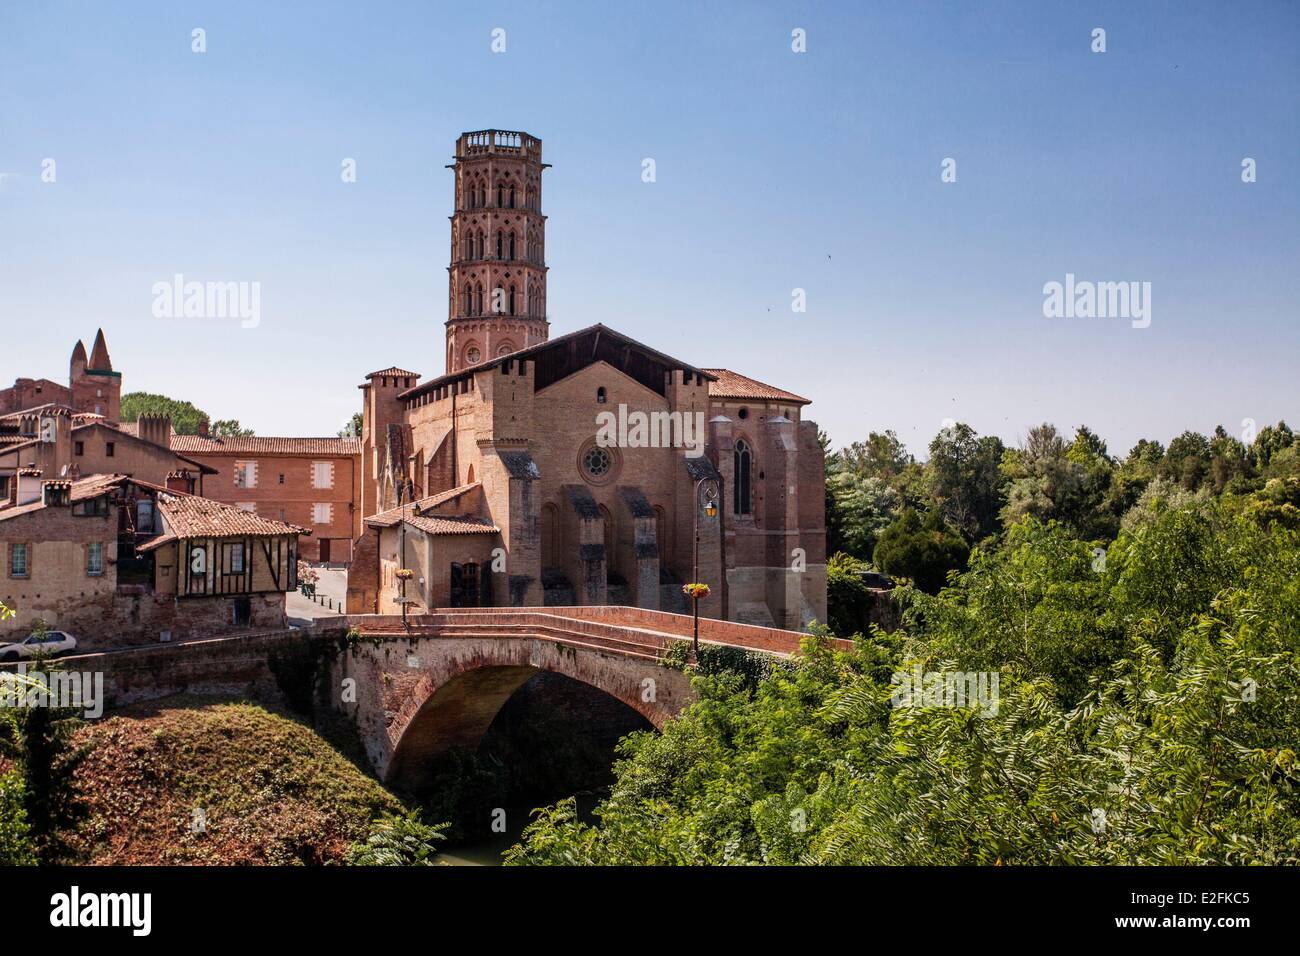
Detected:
left=446, top=130, right=550, bottom=373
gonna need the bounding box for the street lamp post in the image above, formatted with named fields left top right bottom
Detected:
left=690, top=476, right=720, bottom=659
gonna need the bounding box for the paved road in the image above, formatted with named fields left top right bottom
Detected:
left=285, top=566, right=348, bottom=626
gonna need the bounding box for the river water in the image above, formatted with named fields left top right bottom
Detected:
left=437, top=793, right=603, bottom=866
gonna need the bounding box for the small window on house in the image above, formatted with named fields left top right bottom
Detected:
left=237, top=502, right=256, bottom=513
left=229, top=543, right=245, bottom=574
left=312, top=461, right=334, bottom=489
left=74, top=441, right=84, bottom=456
left=737, top=407, right=749, bottom=420
left=233, top=461, right=257, bottom=488
left=313, top=503, right=332, bottom=525
left=105, top=441, right=115, bottom=457
left=596, top=387, right=607, bottom=404
left=278, top=473, right=285, bottom=485
left=10, top=543, right=30, bottom=578
left=87, top=542, right=104, bottom=576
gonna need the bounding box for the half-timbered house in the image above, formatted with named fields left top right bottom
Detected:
left=0, top=474, right=306, bottom=647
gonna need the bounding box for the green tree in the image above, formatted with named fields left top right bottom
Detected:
left=0, top=658, right=92, bottom=862
left=825, top=470, right=900, bottom=560
left=1162, top=430, right=1212, bottom=490
left=339, top=412, right=364, bottom=438
left=1001, top=424, right=1080, bottom=528
left=0, top=771, right=36, bottom=865
left=872, top=508, right=969, bottom=594
left=1249, top=421, right=1295, bottom=473
left=826, top=552, right=873, bottom=636
left=927, top=423, right=1006, bottom=541
left=211, top=419, right=254, bottom=437
left=120, top=392, right=210, bottom=434
left=838, top=430, right=912, bottom=482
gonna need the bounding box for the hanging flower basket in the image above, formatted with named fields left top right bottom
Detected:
left=682, top=582, right=710, bottom=600
left=395, top=568, right=415, bottom=581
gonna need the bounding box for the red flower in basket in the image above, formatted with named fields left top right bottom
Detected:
left=682, top=582, right=710, bottom=600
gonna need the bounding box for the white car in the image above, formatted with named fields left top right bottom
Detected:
left=0, top=630, right=78, bottom=661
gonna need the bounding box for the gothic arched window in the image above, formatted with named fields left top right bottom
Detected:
left=508, top=231, right=516, bottom=259
left=509, top=185, right=516, bottom=208
left=496, top=183, right=505, bottom=207
left=596, top=387, right=607, bottom=404
left=496, top=231, right=503, bottom=259
left=508, top=285, right=517, bottom=315
left=733, top=439, right=753, bottom=515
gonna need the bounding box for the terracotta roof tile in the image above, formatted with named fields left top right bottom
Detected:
left=0, top=473, right=307, bottom=548
left=155, top=494, right=309, bottom=540
left=404, top=514, right=499, bottom=535
left=703, top=369, right=810, bottom=405
left=365, top=483, right=481, bottom=528
left=169, top=435, right=361, bottom=456
left=365, top=367, right=421, bottom=379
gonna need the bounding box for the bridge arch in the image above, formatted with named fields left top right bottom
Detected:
left=338, top=631, right=694, bottom=785
left=387, top=664, right=657, bottom=788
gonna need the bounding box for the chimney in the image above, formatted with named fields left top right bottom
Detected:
left=197, top=417, right=210, bottom=438
left=166, top=468, right=195, bottom=494
left=138, top=413, right=172, bottom=449
left=16, top=467, right=43, bottom=506
left=42, top=479, right=71, bottom=507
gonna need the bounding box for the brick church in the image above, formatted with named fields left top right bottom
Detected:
left=348, top=130, right=826, bottom=630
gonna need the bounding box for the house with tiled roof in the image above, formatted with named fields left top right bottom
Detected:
left=0, top=474, right=306, bottom=647
left=356, top=482, right=499, bottom=613
left=167, top=423, right=361, bottom=564
left=348, top=130, right=825, bottom=630
left=2, top=330, right=362, bottom=565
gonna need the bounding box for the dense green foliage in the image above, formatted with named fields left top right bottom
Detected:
left=0, top=771, right=36, bottom=865
left=825, top=419, right=1300, bottom=624
left=508, top=489, right=1300, bottom=865
left=346, top=811, right=447, bottom=865
left=120, top=392, right=210, bottom=434
left=0, top=668, right=91, bottom=863
left=872, top=508, right=969, bottom=594
left=120, top=392, right=253, bottom=436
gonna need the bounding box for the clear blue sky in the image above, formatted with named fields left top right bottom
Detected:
left=2, top=1, right=1296, bottom=458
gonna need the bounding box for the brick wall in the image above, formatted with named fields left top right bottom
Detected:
left=183, top=452, right=359, bottom=562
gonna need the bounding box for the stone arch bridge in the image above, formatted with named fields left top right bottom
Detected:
left=15, top=607, right=831, bottom=787
left=336, top=607, right=821, bottom=786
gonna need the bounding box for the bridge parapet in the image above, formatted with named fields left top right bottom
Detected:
left=345, top=605, right=841, bottom=657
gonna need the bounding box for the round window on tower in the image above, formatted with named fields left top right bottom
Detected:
left=466, top=346, right=482, bottom=365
